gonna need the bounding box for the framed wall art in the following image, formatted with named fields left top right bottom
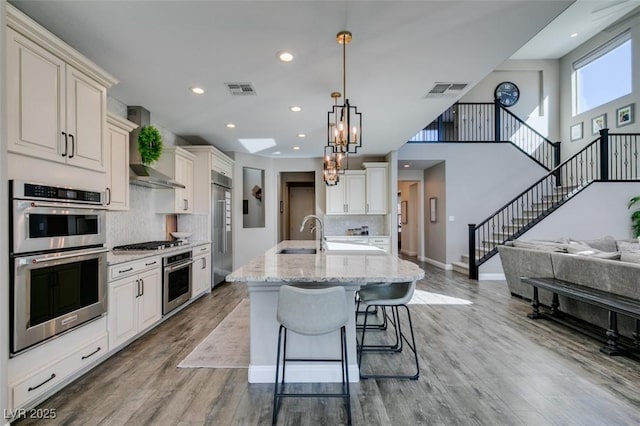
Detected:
left=570, top=122, right=583, bottom=142
left=616, top=103, right=634, bottom=127
left=401, top=201, right=408, bottom=224
left=429, top=197, right=437, bottom=223
left=591, top=113, right=606, bottom=135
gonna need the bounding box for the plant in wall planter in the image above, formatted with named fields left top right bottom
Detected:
left=628, top=196, right=640, bottom=241
left=138, top=125, right=163, bottom=165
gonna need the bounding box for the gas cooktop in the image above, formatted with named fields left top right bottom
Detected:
left=112, top=240, right=184, bottom=251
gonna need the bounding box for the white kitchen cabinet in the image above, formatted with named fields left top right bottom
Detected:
left=326, top=171, right=366, bottom=215
left=6, top=26, right=112, bottom=173
left=192, top=244, right=212, bottom=299
left=108, top=258, right=162, bottom=350
left=7, top=317, right=107, bottom=411
left=106, top=114, right=137, bottom=211
left=368, top=236, right=391, bottom=252
left=363, top=162, right=388, bottom=214
left=212, top=148, right=234, bottom=178
left=155, top=147, right=196, bottom=214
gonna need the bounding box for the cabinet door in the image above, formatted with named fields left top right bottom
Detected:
left=137, top=268, right=162, bottom=333
left=7, top=28, right=66, bottom=163
left=108, top=277, right=138, bottom=349
left=66, top=66, right=107, bottom=171
left=192, top=254, right=210, bottom=298
left=326, top=183, right=346, bottom=215
left=366, top=166, right=388, bottom=214
left=345, top=173, right=366, bottom=215
left=106, top=123, right=129, bottom=210
left=174, top=154, right=193, bottom=213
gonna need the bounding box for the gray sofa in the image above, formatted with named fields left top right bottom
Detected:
left=498, top=237, right=640, bottom=337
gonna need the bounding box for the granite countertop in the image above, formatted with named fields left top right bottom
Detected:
left=106, top=240, right=211, bottom=266
left=226, top=240, right=424, bottom=283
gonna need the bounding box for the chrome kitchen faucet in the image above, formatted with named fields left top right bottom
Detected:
left=300, top=215, right=325, bottom=251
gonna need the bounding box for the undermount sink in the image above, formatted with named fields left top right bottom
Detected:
left=278, top=248, right=317, bottom=255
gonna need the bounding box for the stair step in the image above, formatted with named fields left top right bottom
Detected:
left=451, top=261, right=469, bottom=275
left=530, top=200, right=558, bottom=209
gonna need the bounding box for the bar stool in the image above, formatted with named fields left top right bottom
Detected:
left=357, top=281, right=419, bottom=380
left=272, top=285, right=352, bottom=425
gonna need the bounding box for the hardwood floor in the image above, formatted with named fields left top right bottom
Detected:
left=16, top=259, right=640, bottom=425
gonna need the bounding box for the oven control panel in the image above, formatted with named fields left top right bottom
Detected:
left=12, top=181, right=103, bottom=204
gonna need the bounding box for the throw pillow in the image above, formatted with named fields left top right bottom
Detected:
left=621, top=250, right=640, bottom=264
left=617, top=240, right=640, bottom=252
left=569, top=236, right=617, bottom=252
left=512, top=240, right=567, bottom=252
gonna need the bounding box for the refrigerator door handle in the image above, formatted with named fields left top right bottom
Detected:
left=217, top=200, right=225, bottom=253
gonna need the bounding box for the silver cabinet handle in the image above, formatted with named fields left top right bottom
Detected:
left=202, top=257, right=206, bottom=269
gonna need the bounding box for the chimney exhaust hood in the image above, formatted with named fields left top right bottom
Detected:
left=127, top=106, right=185, bottom=189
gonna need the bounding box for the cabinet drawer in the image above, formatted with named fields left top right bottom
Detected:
left=109, top=257, right=160, bottom=281
left=192, top=244, right=211, bottom=255
left=371, top=244, right=390, bottom=253
left=11, top=335, right=107, bottom=409
left=369, top=237, right=390, bottom=244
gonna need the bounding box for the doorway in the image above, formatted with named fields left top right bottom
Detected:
left=289, top=184, right=315, bottom=240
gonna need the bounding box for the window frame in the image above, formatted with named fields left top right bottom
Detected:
left=572, top=30, right=632, bottom=116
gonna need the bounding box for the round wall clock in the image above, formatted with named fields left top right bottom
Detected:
left=494, top=81, right=520, bottom=107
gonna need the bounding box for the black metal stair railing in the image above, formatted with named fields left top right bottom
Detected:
left=467, top=129, right=640, bottom=279
left=410, top=102, right=560, bottom=171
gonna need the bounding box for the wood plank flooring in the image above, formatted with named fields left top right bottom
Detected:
left=15, top=258, right=640, bottom=425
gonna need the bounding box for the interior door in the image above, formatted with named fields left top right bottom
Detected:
left=289, top=185, right=315, bottom=240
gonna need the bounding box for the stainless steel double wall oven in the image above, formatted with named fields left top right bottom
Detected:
left=10, top=181, right=108, bottom=355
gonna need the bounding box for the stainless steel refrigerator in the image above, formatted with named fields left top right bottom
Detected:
left=212, top=171, right=232, bottom=287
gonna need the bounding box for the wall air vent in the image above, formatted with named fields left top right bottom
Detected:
left=225, top=82, right=256, bottom=96
left=425, top=82, right=468, bottom=98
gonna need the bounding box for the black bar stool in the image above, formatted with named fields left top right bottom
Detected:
left=357, top=281, right=419, bottom=380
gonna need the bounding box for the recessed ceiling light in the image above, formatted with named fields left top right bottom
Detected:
left=277, top=51, right=294, bottom=62
left=297, top=133, right=306, bottom=138
left=290, top=106, right=302, bottom=112
left=190, top=87, right=205, bottom=95
left=226, top=123, right=236, bottom=128
left=272, top=151, right=281, bottom=155
left=570, top=33, right=578, bottom=38
left=293, top=146, right=300, bottom=150
left=403, top=164, right=411, bottom=168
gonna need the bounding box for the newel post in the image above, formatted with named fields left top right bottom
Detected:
left=468, top=224, right=478, bottom=280
left=599, top=128, right=609, bottom=181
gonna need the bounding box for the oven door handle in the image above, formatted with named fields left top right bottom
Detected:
left=30, top=248, right=109, bottom=264
left=164, top=259, right=194, bottom=273
left=27, top=201, right=107, bottom=210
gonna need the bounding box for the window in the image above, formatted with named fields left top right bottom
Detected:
left=573, top=31, right=631, bottom=115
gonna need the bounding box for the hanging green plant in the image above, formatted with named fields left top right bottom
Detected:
left=137, top=125, right=163, bottom=165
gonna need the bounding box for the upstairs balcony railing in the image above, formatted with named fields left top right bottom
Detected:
left=467, top=129, right=640, bottom=279
left=409, top=102, right=560, bottom=171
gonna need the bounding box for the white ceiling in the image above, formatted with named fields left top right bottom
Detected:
left=9, top=1, right=633, bottom=160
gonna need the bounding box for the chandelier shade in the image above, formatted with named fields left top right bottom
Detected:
left=323, top=145, right=345, bottom=186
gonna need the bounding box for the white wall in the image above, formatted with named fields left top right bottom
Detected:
left=399, top=142, right=547, bottom=266
left=560, top=17, right=640, bottom=160
left=424, top=162, right=447, bottom=266
left=461, top=59, right=561, bottom=141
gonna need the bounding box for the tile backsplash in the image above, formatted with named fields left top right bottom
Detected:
left=106, top=185, right=166, bottom=248
left=324, top=215, right=388, bottom=236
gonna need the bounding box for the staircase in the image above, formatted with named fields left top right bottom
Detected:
left=464, top=130, right=640, bottom=279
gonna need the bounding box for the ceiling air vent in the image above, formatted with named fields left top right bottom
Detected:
left=225, top=82, right=256, bottom=96
left=425, top=82, right=468, bottom=98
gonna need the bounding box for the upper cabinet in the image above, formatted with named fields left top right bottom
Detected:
left=325, top=163, right=388, bottom=216
left=363, top=162, right=388, bottom=214
left=326, top=171, right=366, bottom=215
left=212, top=148, right=234, bottom=178
left=6, top=7, right=117, bottom=174
left=155, top=146, right=196, bottom=214
left=106, top=113, right=137, bottom=211
left=183, top=145, right=234, bottom=216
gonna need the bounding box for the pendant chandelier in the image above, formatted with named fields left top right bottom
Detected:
left=323, top=145, right=343, bottom=186
left=327, top=30, right=362, bottom=156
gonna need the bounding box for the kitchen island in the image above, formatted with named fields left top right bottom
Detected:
left=226, top=240, right=425, bottom=383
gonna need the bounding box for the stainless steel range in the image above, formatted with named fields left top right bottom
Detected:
left=113, top=240, right=193, bottom=315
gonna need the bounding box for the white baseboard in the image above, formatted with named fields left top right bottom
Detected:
left=400, top=249, right=417, bottom=256
left=249, top=363, right=360, bottom=383
left=478, top=273, right=506, bottom=281
left=418, top=256, right=452, bottom=270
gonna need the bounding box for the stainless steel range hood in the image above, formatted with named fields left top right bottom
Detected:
left=127, top=106, right=185, bottom=189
